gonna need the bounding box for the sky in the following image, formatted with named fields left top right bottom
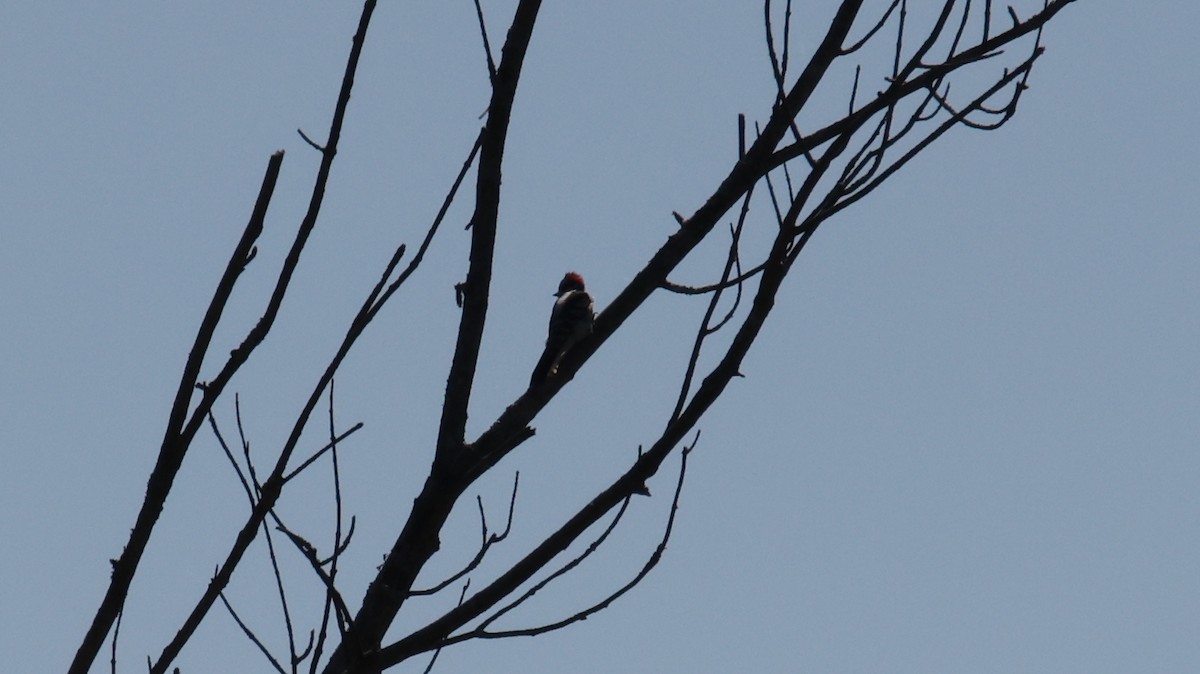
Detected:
left=3, top=1, right=1198, bottom=672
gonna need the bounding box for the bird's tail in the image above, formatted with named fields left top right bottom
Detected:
left=530, top=347, right=558, bottom=386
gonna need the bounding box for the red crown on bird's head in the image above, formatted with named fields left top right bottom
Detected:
left=557, top=272, right=586, bottom=295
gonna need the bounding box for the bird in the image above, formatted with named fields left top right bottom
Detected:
left=530, top=272, right=595, bottom=385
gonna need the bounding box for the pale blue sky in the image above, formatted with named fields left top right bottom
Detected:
left=3, top=2, right=1198, bottom=672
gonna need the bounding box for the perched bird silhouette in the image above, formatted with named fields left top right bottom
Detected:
left=530, top=272, right=595, bottom=385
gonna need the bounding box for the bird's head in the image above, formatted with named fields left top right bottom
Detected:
left=556, top=271, right=586, bottom=295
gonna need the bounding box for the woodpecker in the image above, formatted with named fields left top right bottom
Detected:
left=531, top=272, right=595, bottom=385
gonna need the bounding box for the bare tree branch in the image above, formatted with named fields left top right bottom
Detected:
left=107, top=609, right=122, bottom=674
left=220, top=591, right=288, bottom=674
left=283, top=423, right=366, bottom=484
left=366, top=130, right=484, bottom=321
left=473, top=488, right=634, bottom=631
left=321, top=3, right=548, bottom=671
left=466, top=440, right=692, bottom=642
left=660, top=260, right=766, bottom=296
left=70, top=148, right=285, bottom=674
left=438, top=0, right=544, bottom=459
left=310, top=381, right=350, bottom=674
left=264, top=507, right=301, bottom=671
left=277, top=526, right=357, bottom=642
left=210, top=407, right=258, bottom=508
left=410, top=472, right=520, bottom=597
left=419, top=582, right=470, bottom=674
left=842, top=0, right=903, bottom=54
left=145, top=3, right=382, bottom=671
left=472, top=0, right=497, bottom=82
left=770, top=0, right=1073, bottom=170
left=373, top=435, right=697, bottom=666
left=670, top=199, right=753, bottom=425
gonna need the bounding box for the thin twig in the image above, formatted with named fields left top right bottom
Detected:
left=310, top=380, right=345, bottom=674
left=262, top=510, right=299, bottom=671
left=670, top=192, right=752, bottom=424
left=282, top=422, right=366, bottom=483
left=277, top=526, right=357, bottom=638
left=467, top=435, right=695, bottom=642
left=208, top=407, right=257, bottom=508
left=705, top=225, right=746, bottom=336
left=764, top=0, right=786, bottom=108
left=236, top=394, right=263, bottom=499
left=660, top=260, right=767, bottom=296
left=475, top=494, right=635, bottom=631
left=841, top=0, right=902, bottom=54
left=297, top=128, right=325, bottom=153
left=472, top=0, right=498, bottom=81
left=209, top=406, right=304, bottom=668
left=826, top=49, right=1042, bottom=219
left=420, top=582, right=471, bottom=674
left=410, top=472, right=520, bottom=597
left=108, top=609, right=122, bottom=674
left=220, top=591, right=288, bottom=674
left=367, top=130, right=484, bottom=320
left=770, top=0, right=1070, bottom=171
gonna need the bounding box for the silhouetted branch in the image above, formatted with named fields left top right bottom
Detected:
left=297, top=128, right=326, bottom=153
left=437, top=0, right=544, bottom=458
left=738, top=113, right=747, bottom=159
left=469, top=440, right=692, bottom=642
left=220, top=591, right=288, bottom=674
left=842, top=0, right=902, bottom=54
left=146, top=4, right=381, bottom=672
left=897, top=1, right=956, bottom=81
left=322, top=3, right=548, bottom=671
left=209, top=407, right=258, bottom=508
left=763, top=0, right=788, bottom=107
left=373, top=432, right=698, bottom=666
left=765, top=0, right=816, bottom=151
left=411, top=472, right=520, bottom=597
left=350, top=3, right=1074, bottom=670
left=893, top=0, right=908, bottom=78
left=824, top=49, right=1040, bottom=220
left=670, top=197, right=752, bottom=424
left=277, top=526, right=357, bottom=638
left=70, top=148, right=285, bottom=674
left=264, top=514, right=300, bottom=670
left=365, top=130, right=484, bottom=321
left=761, top=144, right=789, bottom=228
left=237, top=394, right=263, bottom=500
left=660, top=260, right=766, bottom=296
left=108, top=609, right=122, bottom=674
left=420, top=582, right=470, bottom=674
left=215, top=408, right=316, bottom=669
left=944, top=0, right=976, bottom=64
left=310, top=381, right=348, bottom=674
left=283, top=423, right=366, bottom=483
left=770, top=0, right=1072, bottom=171
left=202, top=391, right=363, bottom=673
left=474, top=491, right=633, bottom=631
left=472, top=0, right=497, bottom=81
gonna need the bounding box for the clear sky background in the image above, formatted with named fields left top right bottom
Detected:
left=3, top=2, right=1198, bottom=672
